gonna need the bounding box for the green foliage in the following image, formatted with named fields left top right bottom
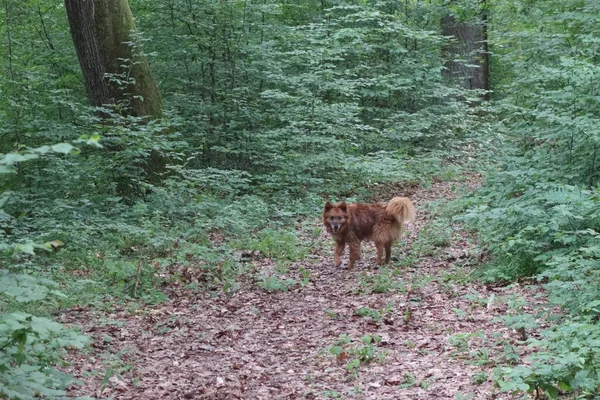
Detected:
left=0, top=313, right=89, bottom=400
left=0, top=271, right=62, bottom=303
left=494, top=319, right=600, bottom=398
left=440, top=267, right=473, bottom=285
left=398, top=372, right=417, bottom=389
left=471, top=371, right=488, bottom=385
left=325, top=334, right=387, bottom=379
left=0, top=0, right=485, bottom=396
left=234, top=228, right=308, bottom=261
left=103, top=259, right=166, bottom=302
left=256, top=274, right=296, bottom=293
left=460, top=0, right=600, bottom=395
left=447, top=331, right=485, bottom=357
left=0, top=0, right=480, bottom=312
left=321, top=389, right=342, bottom=399
left=400, top=216, right=454, bottom=261
left=0, top=143, right=92, bottom=398
left=419, top=220, right=454, bottom=248
left=353, top=303, right=393, bottom=323
left=356, top=268, right=404, bottom=294
left=298, top=267, right=311, bottom=286
left=132, top=0, right=477, bottom=196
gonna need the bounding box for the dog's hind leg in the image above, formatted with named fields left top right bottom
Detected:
left=384, top=243, right=392, bottom=264
left=375, top=241, right=392, bottom=265
left=375, top=243, right=384, bottom=265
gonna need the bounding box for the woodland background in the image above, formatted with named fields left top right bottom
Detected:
left=2, top=0, right=600, bottom=398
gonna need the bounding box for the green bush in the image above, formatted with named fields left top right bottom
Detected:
left=460, top=0, right=600, bottom=395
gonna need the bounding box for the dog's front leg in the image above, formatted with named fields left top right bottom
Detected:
left=348, top=242, right=361, bottom=269
left=334, top=241, right=345, bottom=267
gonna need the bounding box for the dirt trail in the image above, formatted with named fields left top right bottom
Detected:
left=63, top=179, right=538, bottom=399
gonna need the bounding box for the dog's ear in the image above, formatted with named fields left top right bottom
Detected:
left=339, top=201, right=347, bottom=211
left=324, top=201, right=333, bottom=210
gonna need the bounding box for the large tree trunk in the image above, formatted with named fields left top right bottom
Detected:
left=65, top=0, right=163, bottom=119
left=93, top=0, right=163, bottom=119
left=65, top=0, right=165, bottom=189
left=64, top=0, right=111, bottom=108
left=441, top=14, right=490, bottom=95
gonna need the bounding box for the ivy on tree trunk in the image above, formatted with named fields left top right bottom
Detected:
left=65, top=0, right=163, bottom=119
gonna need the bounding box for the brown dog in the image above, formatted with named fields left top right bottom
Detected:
left=323, top=197, right=416, bottom=268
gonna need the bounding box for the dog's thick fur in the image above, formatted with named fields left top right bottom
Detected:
left=323, top=197, right=416, bottom=268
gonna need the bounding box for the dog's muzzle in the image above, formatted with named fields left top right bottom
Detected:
left=330, top=223, right=341, bottom=233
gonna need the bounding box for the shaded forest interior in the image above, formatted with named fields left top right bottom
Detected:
left=2, top=0, right=600, bottom=398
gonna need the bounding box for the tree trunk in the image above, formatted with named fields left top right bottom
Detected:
left=65, top=0, right=165, bottom=189
left=441, top=14, right=489, bottom=95
left=64, top=0, right=111, bottom=108
left=64, top=0, right=163, bottom=119
left=93, top=0, right=163, bottom=119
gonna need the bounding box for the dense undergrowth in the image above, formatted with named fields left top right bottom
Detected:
left=2, top=0, right=600, bottom=398
left=0, top=0, right=488, bottom=398
left=458, top=1, right=600, bottom=398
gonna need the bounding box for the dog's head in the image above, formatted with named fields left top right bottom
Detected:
left=323, top=201, right=348, bottom=234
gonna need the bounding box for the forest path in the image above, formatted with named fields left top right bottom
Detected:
left=64, top=177, right=538, bottom=399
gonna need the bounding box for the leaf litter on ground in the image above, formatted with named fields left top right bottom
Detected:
left=61, top=176, right=547, bottom=399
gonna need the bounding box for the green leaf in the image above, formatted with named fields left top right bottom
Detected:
left=35, top=145, right=51, bottom=154
left=100, top=366, right=114, bottom=393
left=346, top=358, right=360, bottom=370
left=11, top=329, right=28, bottom=345
left=51, top=143, right=75, bottom=154
left=540, top=384, right=558, bottom=399
left=14, top=243, right=36, bottom=255
left=329, top=345, right=343, bottom=356
left=0, top=193, right=10, bottom=208
left=0, top=165, right=15, bottom=174
left=557, top=381, right=571, bottom=391
left=585, top=300, right=600, bottom=311
left=30, top=317, right=66, bottom=336
left=3, top=153, right=38, bottom=165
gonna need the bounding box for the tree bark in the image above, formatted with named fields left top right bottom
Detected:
left=64, top=0, right=163, bottom=119
left=65, top=0, right=166, bottom=189
left=441, top=14, right=490, bottom=95
left=93, top=0, right=163, bottom=119
left=65, top=0, right=111, bottom=108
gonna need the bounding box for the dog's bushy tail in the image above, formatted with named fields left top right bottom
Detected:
left=387, top=197, right=416, bottom=225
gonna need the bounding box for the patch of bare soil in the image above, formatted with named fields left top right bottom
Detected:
left=62, top=177, right=542, bottom=399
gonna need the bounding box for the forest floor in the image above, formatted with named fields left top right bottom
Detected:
left=62, top=177, right=543, bottom=399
